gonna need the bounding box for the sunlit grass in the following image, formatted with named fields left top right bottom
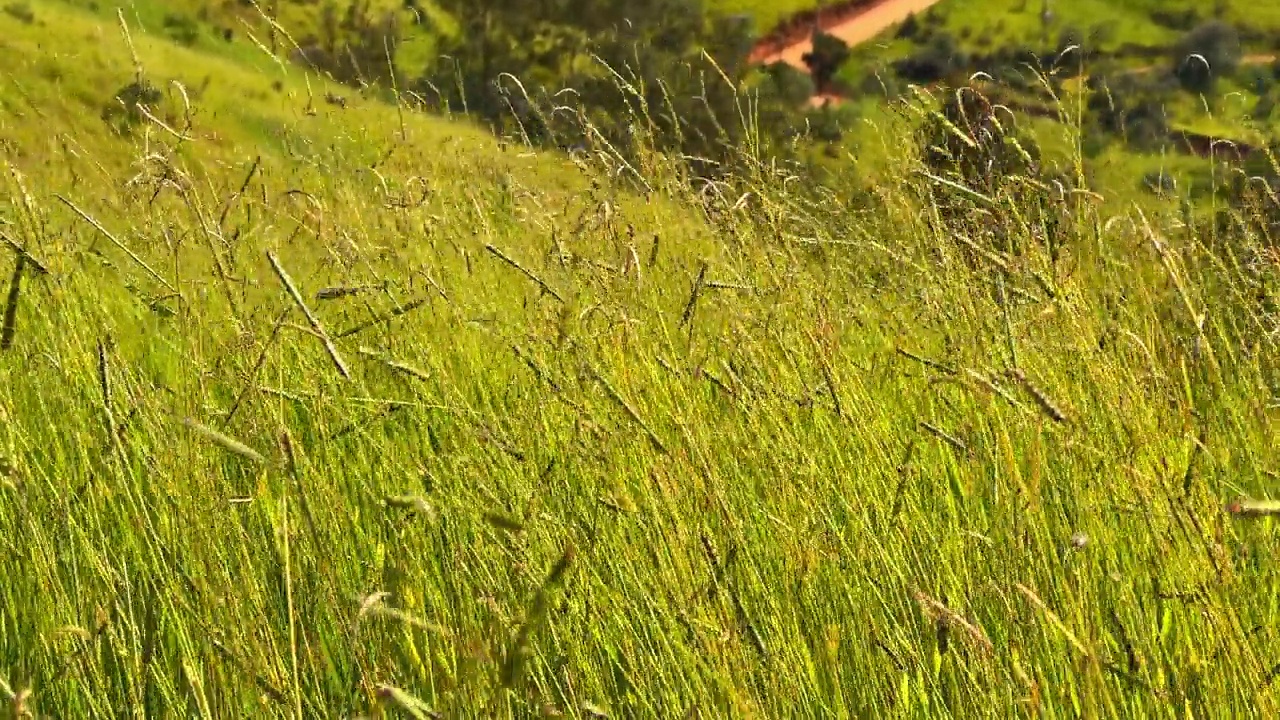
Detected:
left=2, top=1, right=1280, bottom=718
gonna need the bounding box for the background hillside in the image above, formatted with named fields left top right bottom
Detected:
left=15, top=0, right=1280, bottom=205
left=2, top=0, right=1280, bottom=717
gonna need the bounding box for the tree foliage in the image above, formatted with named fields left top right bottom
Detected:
left=290, top=0, right=402, bottom=87
left=801, top=31, right=850, bottom=94
left=419, top=0, right=805, bottom=176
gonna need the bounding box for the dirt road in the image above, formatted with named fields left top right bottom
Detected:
left=752, top=0, right=946, bottom=69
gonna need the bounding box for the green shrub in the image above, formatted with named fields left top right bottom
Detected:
left=1173, top=21, right=1241, bottom=94
left=894, top=32, right=967, bottom=83
left=2, top=1, right=34, bottom=23
left=162, top=12, right=201, bottom=46
left=801, top=31, right=851, bottom=93
left=895, top=12, right=921, bottom=41
left=100, top=80, right=163, bottom=135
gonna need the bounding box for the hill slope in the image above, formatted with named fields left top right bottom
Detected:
left=2, top=2, right=1280, bottom=718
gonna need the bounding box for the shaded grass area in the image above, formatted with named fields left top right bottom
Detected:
left=2, top=1, right=1280, bottom=718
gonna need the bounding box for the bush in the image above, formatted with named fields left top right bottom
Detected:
left=290, top=0, right=400, bottom=87
left=1054, top=25, right=1090, bottom=77
left=1173, top=21, right=1241, bottom=94
left=894, top=32, right=967, bottom=83
left=1081, top=125, right=1110, bottom=158
left=163, top=13, right=201, bottom=46
left=759, top=61, right=816, bottom=105
left=1243, top=65, right=1274, bottom=96
left=806, top=102, right=854, bottom=144
left=802, top=31, right=851, bottom=93
left=917, top=86, right=1074, bottom=259
left=1086, top=74, right=1172, bottom=152
left=101, top=80, right=163, bottom=135
left=1142, top=170, right=1178, bottom=196
left=919, top=87, right=1041, bottom=196
left=1088, top=23, right=1116, bottom=48
left=1253, top=94, right=1276, bottom=120
left=2, top=2, right=34, bottom=23
left=858, top=70, right=902, bottom=99
left=896, top=12, right=921, bottom=41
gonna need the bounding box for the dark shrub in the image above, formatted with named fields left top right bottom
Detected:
left=163, top=13, right=201, bottom=46
left=896, top=12, right=921, bottom=41
left=894, top=32, right=967, bottom=83
left=2, top=2, right=34, bottom=23
left=802, top=31, right=851, bottom=93
left=1087, top=74, right=1172, bottom=152
left=1173, top=21, right=1241, bottom=94
left=101, top=80, right=164, bottom=135
left=1142, top=170, right=1178, bottom=196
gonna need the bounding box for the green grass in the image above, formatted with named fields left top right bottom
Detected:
left=4, top=1, right=1280, bottom=718
left=708, top=0, right=819, bottom=32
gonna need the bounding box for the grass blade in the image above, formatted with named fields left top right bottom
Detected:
left=266, top=250, right=351, bottom=380
left=57, top=194, right=177, bottom=293
left=1, top=255, right=25, bottom=350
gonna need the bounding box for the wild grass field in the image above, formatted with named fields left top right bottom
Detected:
left=3, top=1, right=1280, bottom=718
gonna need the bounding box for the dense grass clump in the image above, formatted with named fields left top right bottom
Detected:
left=3, top=3, right=1280, bottom=719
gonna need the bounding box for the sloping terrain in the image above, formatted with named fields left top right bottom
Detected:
left=1, top=1, right=1279, bottom=718
left=752, top=0, right=945, bottom=68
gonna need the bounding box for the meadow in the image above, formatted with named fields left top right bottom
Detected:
left=2, top=1, right=1280, bottom=718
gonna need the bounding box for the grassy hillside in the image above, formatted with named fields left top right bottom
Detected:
left=3, top=1, right=1280, bottom=718
left=710, top=0, right=819, bottom=30
left=798, top=0, right=1280, bottom=220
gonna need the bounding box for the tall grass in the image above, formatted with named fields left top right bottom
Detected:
left=2, top=4, right=1280, bottom=718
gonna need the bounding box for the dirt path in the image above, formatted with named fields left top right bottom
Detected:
left=751, top=0, right=946, bottom=69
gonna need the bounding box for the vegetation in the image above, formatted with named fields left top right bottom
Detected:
left=803, top=31, right=852, bottom=95
left=420, top=0, right=808, bottom=173
left=2, top=0, right=1280, bottom=718
left=1171, top=20, right=1242, bottom=94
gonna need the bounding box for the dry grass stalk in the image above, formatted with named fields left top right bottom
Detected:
left=376, top=684, right=441, bottom=719
left=920, top=421, right=969, bottom=454
left=587, top=363, right=668, bottom=454
left=336, top=296, right=429, bottom=338
left=182, top=418, right=266, bottom=465
left=0, top=230, right=50, bottom=276
left=680, top=261, right=708, bottom=328
left=357, top=346, right=431, bottom=382
left=57, top=194, right=177, bottom=293
left=912, top=590, right=994, bottom=654
left=222, top=308, right=291, bottom=428
left=266, top=250, right=351, bottom=380
left=484, top=243, right=564, bottom=303
left=1009, top=369, right=1068, bottom=424
left=315, top=284, right=380, bottom=301
left=501, top=544, right=576, bottom=687
left=897, top=347, right=958, bottom=375
left=1226, top=498, right=1280, bottom=519
left=1015, top=583, right=1091, bottom=658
